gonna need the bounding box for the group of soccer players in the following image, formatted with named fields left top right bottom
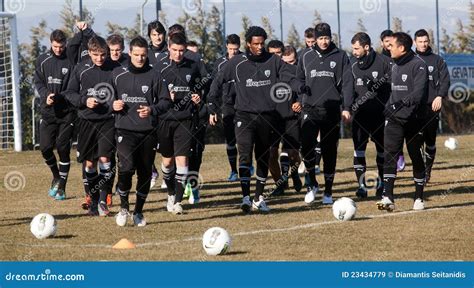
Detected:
left=34, top=18, right=450, bottom=227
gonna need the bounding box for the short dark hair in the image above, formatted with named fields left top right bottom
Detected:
left=107, top=34, right=124, bottom=50
left=168, top=24, right=186, bottom=38
left=88, top=36, right=108, bottom=53
left=169, top=32, right=187, bottom=46
left=129, top=36, right=148, bottom=51
left=351, top=32, right=371, bottom=47
left=380, top=29, right=394, bottom=41
left=147, top=20, right=166, bottom=38
left=283, top=45, right=296, bottom=57
left=187, top=40, right=198, bottom=48
left=267, top=39, right=284, bottom=51
left=245, top=26, right=267, bottom=43
left=304, top=27, right=315, bottom=38
left=414, top=29, right=429, bottom=40
left=50, top=29, right=67, bottom=43
left=226, top=34, right=240, bottom=46
left=392, top=32, right=413, bottom=52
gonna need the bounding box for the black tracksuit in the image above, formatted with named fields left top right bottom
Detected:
left=112, top=61, right=172, bottom=213
left=34, top=49, right=75, bottom=189
left=350, top=49, right=391, bottom=192
left=153, top=54, right=208, bottom=203
left=209, top=52, right=242, bottom=174
left=415, top=47, right=450, bottom=178
left=296, top=42, right=353, bottom=195
left=208, top=50, right=298, bottom=199
left=383, top=50, right=429, bottom=202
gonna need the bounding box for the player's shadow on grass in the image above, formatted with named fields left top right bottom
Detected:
left=54, top=234, right=76, bottom=239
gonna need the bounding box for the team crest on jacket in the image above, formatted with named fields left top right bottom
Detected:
left=330, top=61, right=336, bottom=68
left=428, top=66, right=434, bottom=73
left=264, top=70, right=271, bottom=77
left=62, top=68, right=69, bottom=75
left=186, top=74, right=191, bottom=82
left=237, top=121, right=242, bottom=127
left=401, top=74, right=408, bottom=82
left=118, top=136, right=123, bottom=143
left=372, top=71, right=378, bottom=78
left=142, top=85, right=149, bottom=93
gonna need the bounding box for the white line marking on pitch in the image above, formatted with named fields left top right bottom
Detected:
left=0, top=205, right=469, bottom=249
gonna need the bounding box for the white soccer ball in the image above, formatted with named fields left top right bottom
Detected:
left=444, top=137, right=458, bottom=150
left=332, top=197, right=357, bottom=221
left=30, top=213, right=57, bottom=239
left=202, top=227, right=231, bottom=256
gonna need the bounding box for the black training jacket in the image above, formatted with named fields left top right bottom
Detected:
left=34, top=50, right=75, bottom=121
left=112, top=62, right=172, bottom=131
left=296, top=43, right=354, bottom=111
left=64, top=58, right=120, bottom=120
left=208, top=51, right=298, bottom=114
left=415, top=47, right=450, bottom=103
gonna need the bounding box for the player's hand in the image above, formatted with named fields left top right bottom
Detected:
left=191, top=94, right=201, bottom=105
left=209, top=114, right=218, bottom=126
left=76, top=21, right=88, bottom=31
left=86, top=97, right=98, bottom=109
left=342, top=110, right=351, bottom=123
left=113, top=100, right=124, bottom=111
left=46, top=93, right=55, bottom=106
left=432, top=96, right=442, bottom=112
left=292, top=102, right=302, bottom=113
left=137, top=105, right=151, bottom=118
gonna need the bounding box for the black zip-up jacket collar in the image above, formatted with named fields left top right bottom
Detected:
left=112, top=61, right=171, bottom=131
left=357, top=48, right=376, bottom=70
left=34, top=49, right=75, bottom=122
left=64, top=58, right=120, bottom=120
left=148, top=41, right=168, bottom=65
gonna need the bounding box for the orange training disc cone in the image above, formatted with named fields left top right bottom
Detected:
left=112, top=238, right=136, bottom=249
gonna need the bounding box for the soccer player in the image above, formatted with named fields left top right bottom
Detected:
left=270, top=45, right=303, bottom=195
left=112, top=36, right=173, bottom=227
left=414, top=29, right=450, bottom=183
left=304, top=27, right=316, bottom=48
left=378, top=32, right=429, bottom=211
left=154, top=32, right=206, bottom=214
left=107, top=34, right=129, bottom=66
left=34, top=29, right=75, bottom=200
left=208, top=26, right=297, bottom=213
left=296, top=22, right=353, bottom=205
left=266, top=39, right=285, bottom=192
left=350, top=32, right=391, bottom=198
left=65, top=36, right=120, bottom=216
left=380, top=29, right=406, bottom=172
left=147, top=20, right=168, bottom=65
left=209, top=34, right=242, bottom=182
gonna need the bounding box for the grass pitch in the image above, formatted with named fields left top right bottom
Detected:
left=1, top=135, right=473, bottom=261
